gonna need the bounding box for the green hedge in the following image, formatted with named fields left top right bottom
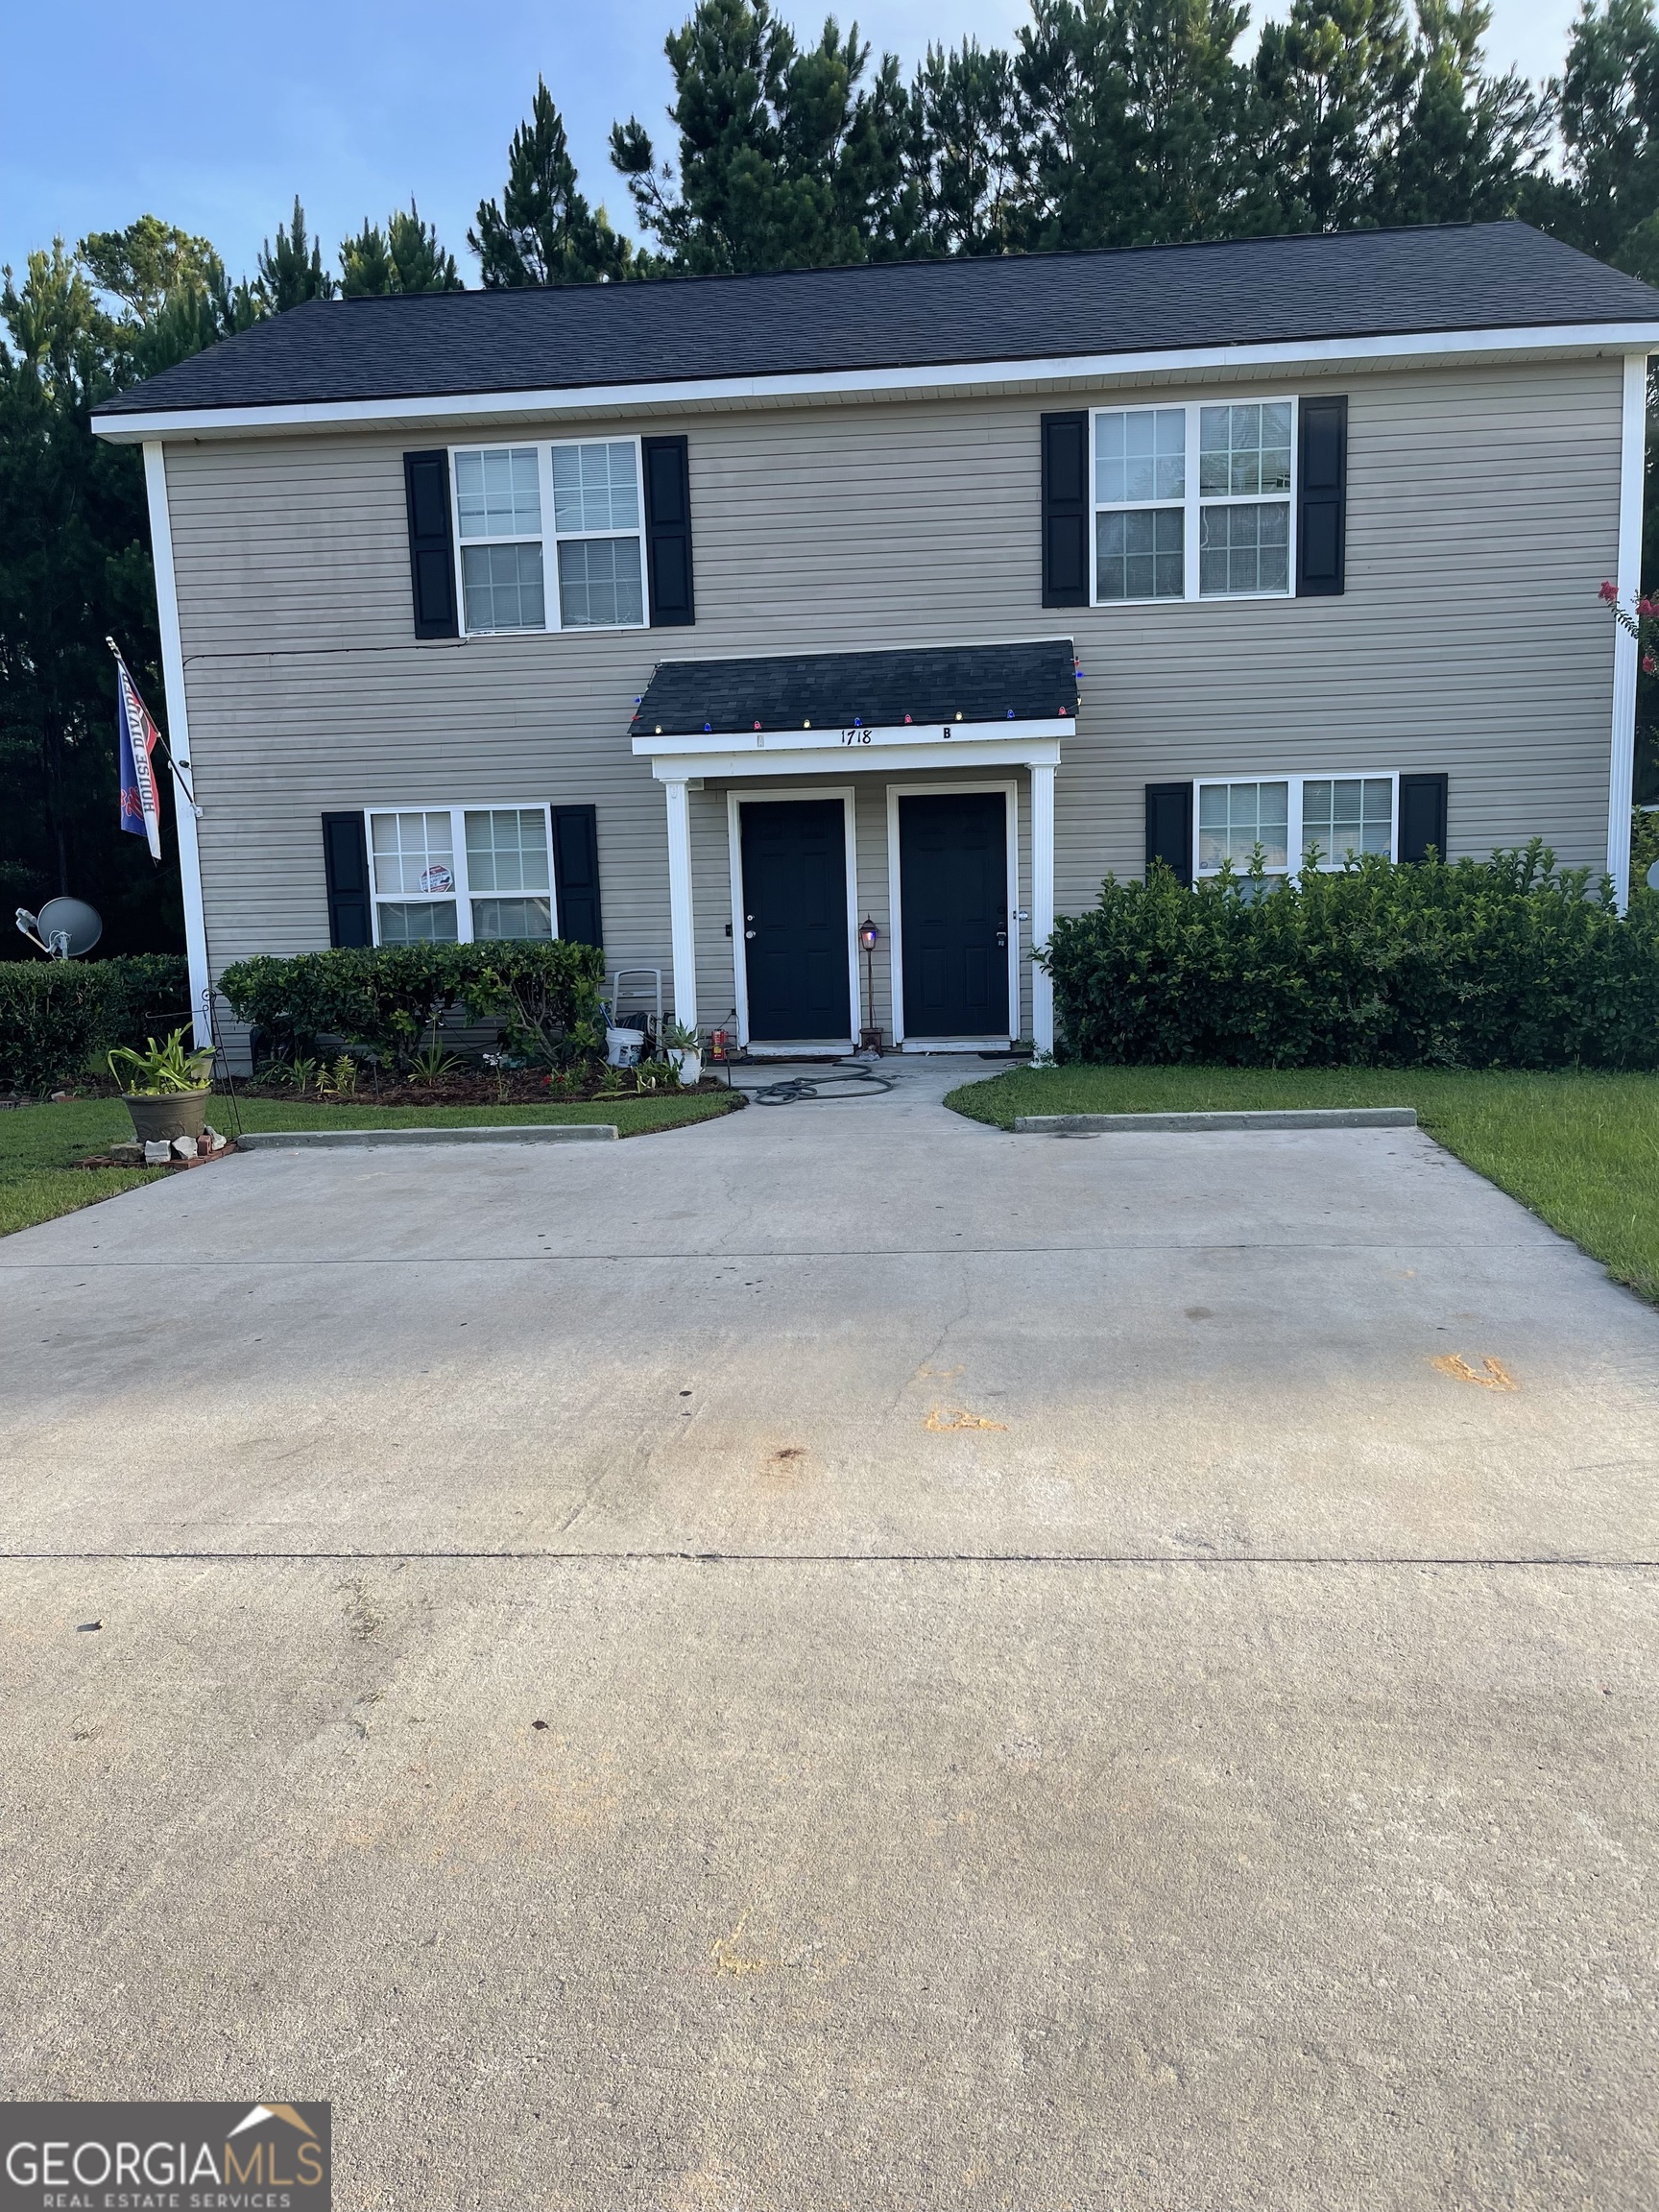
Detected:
left=0, top=954, right=193, bottom=1094
left=218, top=940, right=607, bottom=1069
left=1042, top=844, right=1659, bottom=1070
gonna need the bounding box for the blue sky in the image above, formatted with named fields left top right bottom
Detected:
left=2, top=0, right=1580, bottom=291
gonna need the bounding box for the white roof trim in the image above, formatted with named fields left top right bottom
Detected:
left=91, top=321, right=1659, bottom=442
left=635, top=715, right=1071, bottom=769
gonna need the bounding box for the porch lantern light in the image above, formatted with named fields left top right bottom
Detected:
left=857, top=917, right=881, bottom=1053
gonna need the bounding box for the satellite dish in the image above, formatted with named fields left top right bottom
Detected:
left=1647, top=858, right=1659, bottom=893
left=34, top=897, right=103, bottom=958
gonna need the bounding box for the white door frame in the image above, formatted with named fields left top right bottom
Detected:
left=886, top=780, right=1021, bottom=1050
left=727, top=785, right=861, bottom=1054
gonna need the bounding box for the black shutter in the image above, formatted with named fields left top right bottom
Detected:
left=1297, top=397, right=1348, bottom=598
left=322, top=813, right=373, bottom=947
left=642, top=435, right=694, bottom=626
left=403, top=449, right=459, bottom=639
left=1145, top=782, right=1194, bottom=886
left=551, top=805, right=603, bottom=949
left=1041, top=410, right=1090, bottom=608
left=1398, top=773, right=1448, bottom=863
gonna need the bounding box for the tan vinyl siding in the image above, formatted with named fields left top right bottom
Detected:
left=162, top=353, right=1623, bottom=1038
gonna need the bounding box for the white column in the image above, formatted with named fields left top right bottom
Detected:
left=1029, top=760, right=1056, bottom=1055
left=662, top=776, right=697, bottom=1031
left=1608, top=352, right=1649, bottom=911
left=143, top=441, right=212, bottom=1047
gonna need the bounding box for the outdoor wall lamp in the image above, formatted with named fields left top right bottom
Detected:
left=858, top=917, right=879, bottom=951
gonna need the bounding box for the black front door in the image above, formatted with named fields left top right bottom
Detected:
left=899, top=792, right=1010, bottom=1038
left=739, top=799, right=853, bottom=1041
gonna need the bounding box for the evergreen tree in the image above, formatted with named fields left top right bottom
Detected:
left=256, top=196, right=335, bottom=311
left=1378, top=1, right=1547, bottom=226
left=342, top=202, right=463, bottom=296
left=1014, top=0, right=1261, bottom=252
left=907, top=37, right=1025, bottom=256
left=610, top=0, right=916, bottom=272
left=0, top=245, right=180, bottom=950
left=472, top=80, right=632, bottom=285
left=78, top=216, right=219, bottom=323
left=1541, top=0, right=1659, bottom=278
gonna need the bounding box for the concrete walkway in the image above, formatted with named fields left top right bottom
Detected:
left=3, top=1059, right=1656, bottom=2209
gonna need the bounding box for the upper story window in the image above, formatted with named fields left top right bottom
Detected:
left=1094, top=398, right=1295, bottom=606
left=452, top=439, right=646, bottom=636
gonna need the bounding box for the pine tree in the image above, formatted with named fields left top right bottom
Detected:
left=610, top=0, right=917, bottom=272
left=1378, top=0, right=1547, bottom=226
left=77, top=216, right=219, bottom=323
left=342, top=203, right=464, bottom=296
left=1539, top=0, right=1659, bottom=278
left=256, top=197, right=335, bottom=312
left=471, top=80, right=631, bottom=285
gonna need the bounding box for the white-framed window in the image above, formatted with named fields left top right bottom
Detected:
left=1195, top=773, right=1398, bottom=878
left=368, top=805, right=557, bottom=944
left=1093, top=397, right=1295, bottom=605
left=451, top=438, right=646, bottom=637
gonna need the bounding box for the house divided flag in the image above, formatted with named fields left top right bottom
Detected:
left=115, top=650, right=163, bottom=861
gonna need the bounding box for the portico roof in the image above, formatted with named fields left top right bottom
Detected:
left=629, top=639, right=1079, bottom=740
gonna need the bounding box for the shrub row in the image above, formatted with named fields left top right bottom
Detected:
left=1041, top=844, right=1659, bottom=1070
left=218, top=939, right=607, bottom=1070
left=0, top=954, right=193, bottom=1094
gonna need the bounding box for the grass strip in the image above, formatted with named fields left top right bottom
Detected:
left=947, top=1066, right=1659, bottom=1302
left=0, top=1089, right=742, bottom=1238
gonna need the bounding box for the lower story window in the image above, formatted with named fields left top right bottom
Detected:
left=1195, top=773, right=1399, bottom=877
left=369, top=805, right=555, bottom=944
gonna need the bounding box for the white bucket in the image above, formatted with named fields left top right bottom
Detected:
left=606, top=1026, right=644, bottom=1069
left=667, top=1048, right=702, bottom=1087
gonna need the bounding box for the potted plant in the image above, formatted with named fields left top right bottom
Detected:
left=662, top=1020, right=702, bottom=1087
left=107, top=1027, right=216, bottom=1144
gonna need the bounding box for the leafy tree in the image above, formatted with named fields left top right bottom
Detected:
left=256, top=196, right=335, bottom=311
left=472, top=79, right=632, bottom=285
left=341, top=201, right=463, bottom=295
left=610, top=0, right=916, bottom=271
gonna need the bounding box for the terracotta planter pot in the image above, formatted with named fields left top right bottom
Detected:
left=122, top=1090, right=211, bottom=1144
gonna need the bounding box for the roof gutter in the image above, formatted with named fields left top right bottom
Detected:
left=90, top=321, right=1659, bottom=444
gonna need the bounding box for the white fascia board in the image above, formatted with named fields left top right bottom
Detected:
left=636, top=715, right=1071, bottom=764
left=648, top=735, right=1064, bottom=781
left=90, top=322, right=1659, bottom=444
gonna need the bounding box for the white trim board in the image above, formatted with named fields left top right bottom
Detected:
left=650, top=737, right=1062, bottom=782
left=885, top=781, right=1022, bottom=1048
left=91, top=326, right=1659, bottom=444
left=637, top=715, right=1071, bottom=763
left=142, top=441, right=212, bottom=1049
left=727, top=786, right=863, bottom=1050
left=1608, top=351, right=1647, bottom=911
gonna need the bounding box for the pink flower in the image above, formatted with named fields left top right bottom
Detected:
left=1600, top=579, right=1620, bottom=602
left=1642, top=598, right=1656, bottom=618
left=1644, top=654, right=1656, bottom=675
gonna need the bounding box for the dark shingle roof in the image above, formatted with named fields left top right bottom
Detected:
left=630, top=640, right=1079, bottom=736
left=100, top=224, right=1659, bottom=420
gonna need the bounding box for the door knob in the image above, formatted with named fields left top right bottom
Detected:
left=745, top=929, right=757, bottom=940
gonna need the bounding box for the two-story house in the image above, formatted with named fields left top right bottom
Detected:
left=92, top=222, right=1659, bottom=1059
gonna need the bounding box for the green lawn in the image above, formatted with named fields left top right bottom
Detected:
left=0, top=1089, right=742, bottom=1239
left=948, top=1065, right=1659, bottom=1303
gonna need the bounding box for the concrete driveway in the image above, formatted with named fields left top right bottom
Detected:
left=3, top=1059, right=1656, bottom=2210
